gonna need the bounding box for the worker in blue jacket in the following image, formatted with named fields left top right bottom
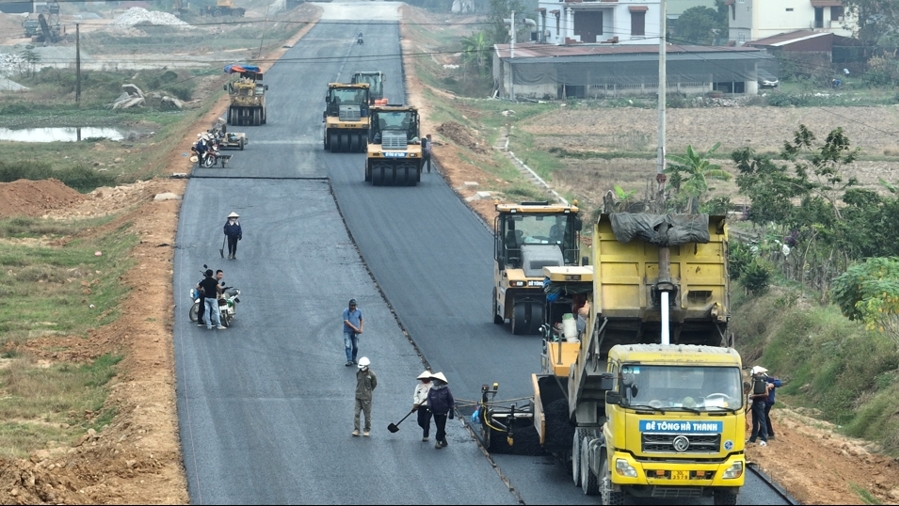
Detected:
left=223, top=212, right=242, bottom=260
left=764, top=373, right=784, bottom=440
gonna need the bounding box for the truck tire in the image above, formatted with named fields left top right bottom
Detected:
left=239, top=138, right=245, bottom=150
left=581, top=436, right=599, bottom=495
left=600, top=454, right=627, bottom=505
left=713, top=491, right=738, bottom=505
left=571, top=429, right=582, bottom=487
left=213, top=8, right=222, bottom=17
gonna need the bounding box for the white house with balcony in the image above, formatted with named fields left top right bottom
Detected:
left=536, top=0, right=662, bottom=45
left=726, top=0, right=857, bottom=45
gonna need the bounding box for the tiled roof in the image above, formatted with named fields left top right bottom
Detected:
left=744, top=30, right=831, bottom=47
left=495, top=42, right=763, bottom=59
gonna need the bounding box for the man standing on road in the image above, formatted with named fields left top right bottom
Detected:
left=764, top=371, right=784, bottom=440
left=426, top=372, right=454, bottom=449
left=421, top=133, right=433, bottom=173
left=747, top=366, right=770, bottom=447
left=353, top=357, right=376, bottom=437
left=413, top=371, right=433, bottom=442
left=196, top=269, right=225, bottom=330
left=197, top=269, right=225, bottom=327
left=223, top=212, right=242, bottom=260
left=342, top=298, right=364, bottom=366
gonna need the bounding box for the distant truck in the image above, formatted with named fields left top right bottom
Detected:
left=201, top=0, right=245, bottom=17
left=23, top=15, right=41, bottom=38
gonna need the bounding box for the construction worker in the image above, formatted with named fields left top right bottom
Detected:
left=746, top=366, right=770, bottom=447
left=426, top=372, right=454, bottom=449
left=342, top=298, right=363, bottom=366
left=412, top=371, right=433, bottom=442
left=352, top=357, right=377, bottom=437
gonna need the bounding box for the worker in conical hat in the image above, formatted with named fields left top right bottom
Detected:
left=413, top=371, right=433, bottom=442
left=223, top=212, right=242, bottom=260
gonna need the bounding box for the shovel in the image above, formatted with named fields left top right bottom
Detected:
left=219, top=236, right=226, bottom=258
left=387, top=409, right=416, bottom=433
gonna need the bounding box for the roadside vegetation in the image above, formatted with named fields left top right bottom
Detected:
left=404, top=3, right=899, bottom=456
left=0, top=216, right=135, bottom=457
left=0, top=5, right=307, bottom=460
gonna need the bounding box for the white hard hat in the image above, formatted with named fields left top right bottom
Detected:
left=430, top=372, right=448, bottom=384
left=751, top=366, right=768, bottom=376
left=358, top=357, right=370, bottom=368
left=416, top=370, right=431, bottom=380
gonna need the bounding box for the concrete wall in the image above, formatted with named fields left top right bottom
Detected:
left=537, top=0, right=661, bottom=45
left=730, top=0, right=855, bottom=44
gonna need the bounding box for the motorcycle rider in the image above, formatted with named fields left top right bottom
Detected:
left=194, top=133, right=210, bottom=167
left=357, top=31, right=363, bottom=44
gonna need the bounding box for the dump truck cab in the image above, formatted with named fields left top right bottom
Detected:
left=223, top=64, right=267, bottom=126
left=591, top=344, right=745, bottom=505
left=323, top=83, right=370, bottom=153
left=351, top=71, right=387, bottom=105
left=23, top=15, right=41, bottom=38
left=364, top=105, right=422, bottom=186
left=492, top=201, right=582, bottom=335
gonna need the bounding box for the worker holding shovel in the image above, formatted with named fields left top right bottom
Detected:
left=412, top=371, right=433, bottom=442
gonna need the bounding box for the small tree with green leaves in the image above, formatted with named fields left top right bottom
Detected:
left=832, top=257, right=899, bottom=350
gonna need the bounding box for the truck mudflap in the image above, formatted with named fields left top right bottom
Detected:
left=597, top=449, right=745, bottom=489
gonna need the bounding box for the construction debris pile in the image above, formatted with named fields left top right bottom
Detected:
left=112, top=83, right=184, bottom=110
left=111, top=7, right=190, bottom=29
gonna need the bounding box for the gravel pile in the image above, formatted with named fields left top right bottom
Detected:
left=111, top=7, right=191, bottom=28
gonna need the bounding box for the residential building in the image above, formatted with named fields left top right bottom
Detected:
left=493, top=42, right=773, bottom=98
left=727, top=0, right=856, bottom=45
left=535, top=0, right=662, bottom=45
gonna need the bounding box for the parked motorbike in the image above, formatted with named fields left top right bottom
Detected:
left=188, top=285, right=241, bottom=326
left=188, top=265, right=241, bottom=327
left=357, top=32, right=363, bottom=45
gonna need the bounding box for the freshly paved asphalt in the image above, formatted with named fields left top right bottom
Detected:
left=174, top=2, right=791, bottom=504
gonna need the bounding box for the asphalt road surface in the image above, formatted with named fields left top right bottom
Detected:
left=174, top=2, right=792, bottom=504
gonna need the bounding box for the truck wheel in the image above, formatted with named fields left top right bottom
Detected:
left=713, top=491, right=738, bottom=505
left=529, top=302, right=544, bottom=335
left=329, top=132, right=338, bottom=152
left=350, top=133, right=360, bottom=152
left=572, top=429, right=582, bottom=486
left=213, top=8, right=222, bottom=17
left=581, top=436, right=599, bottom=495
left=492, top=289, right=504, bottom=324
left=511, top=302, right=526, bottom=335
left=239, top=138, right=245, bottom=150
left=600, top=455, right=627, bottom=505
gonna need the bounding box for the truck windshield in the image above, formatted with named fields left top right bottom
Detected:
left=621, top=365, right=742, bottom=412
left=504, top=213, right=577, bottom=250
left=329, top=88, right=367, bottom=105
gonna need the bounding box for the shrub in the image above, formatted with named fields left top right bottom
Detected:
left=741, top=257, right=773, bottom=295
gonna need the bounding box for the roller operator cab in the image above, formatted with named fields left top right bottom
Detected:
left=323, top=83, right=370, bottom=153
left=223, top=64, right=267, bottom=126
left=492, top=201, right=582, bottom=335
left=351, top=71, right=388, bottom=105
left=591, top=344, right=745, bottom=505
left=365, top=105, right=422, bottom=186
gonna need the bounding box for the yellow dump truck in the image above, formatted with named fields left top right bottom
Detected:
left=323, top=83, right=370, bottom=153
left=481, top=212, right=744, bottom=504
left=492, top=201, right=583, bottom=335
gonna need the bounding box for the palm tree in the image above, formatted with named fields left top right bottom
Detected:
left=664, top=143, right=731, bottom=208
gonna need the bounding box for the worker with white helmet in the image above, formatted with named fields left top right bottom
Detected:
left=352, top=357, right=377, bottom=437
left=747, top=366, right=771, bottom=447
left=412, top=370, right=433, bottom=442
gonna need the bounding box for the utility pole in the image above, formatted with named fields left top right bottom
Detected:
left=75, top=23, right=81, bottom=105
left=510, top=10, right=515, bottom=101
left=657, top=0, right=672, bottom=346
